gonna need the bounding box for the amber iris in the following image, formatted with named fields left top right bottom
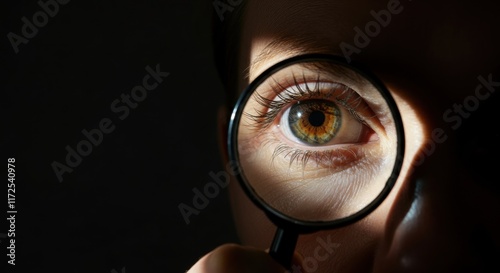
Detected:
left=288, top=99, right=341, bottom=145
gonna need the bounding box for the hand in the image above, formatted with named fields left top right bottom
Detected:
left=186, top=243, right=301, bottom=273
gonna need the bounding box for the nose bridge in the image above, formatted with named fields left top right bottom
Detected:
left=385, top=89, right=500, bottom=271
left=379, top=136, right=477, bottom=272
left=406, top=69, right=500, bottom=203
left=404, top=124, right=460, bottom=225
left=410, top=131, right=499, bottom=272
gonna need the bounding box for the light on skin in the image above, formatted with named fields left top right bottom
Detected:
left=189, top=0, right=500, bottom=272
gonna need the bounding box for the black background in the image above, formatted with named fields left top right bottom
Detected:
left=1, top=0, right=240, bottom=272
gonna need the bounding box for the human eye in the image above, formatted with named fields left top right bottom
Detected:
left=240, top=68, right=383, bottom=172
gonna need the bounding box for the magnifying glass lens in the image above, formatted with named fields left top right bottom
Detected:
left=234, top=56, right=402, bottom=223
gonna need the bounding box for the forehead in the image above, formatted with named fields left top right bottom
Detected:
left=238, top=0, right=500, bottom=99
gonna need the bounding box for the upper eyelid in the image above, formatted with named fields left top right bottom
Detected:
left=251, top=78, right=360, bottom=130
left=245, top=60, right=382, bottom=129
left=262, top=62, right=389, bottom=130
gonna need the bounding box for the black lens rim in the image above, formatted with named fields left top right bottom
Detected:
left=227, top=53, right=405, bottom=232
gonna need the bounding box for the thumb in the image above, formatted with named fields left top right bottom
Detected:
left=187, top=244, right=288, bottom=273
left=265, top=248, right=305, bottom=272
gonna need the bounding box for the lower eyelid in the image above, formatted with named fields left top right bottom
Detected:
left=270, top=142, right=378, bottom=176
left=265, top=125, right=378, bottom=168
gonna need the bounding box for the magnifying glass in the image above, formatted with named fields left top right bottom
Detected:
left=227, top=53, right=405, bottom=270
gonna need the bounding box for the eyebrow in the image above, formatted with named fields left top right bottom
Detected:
left=245, top=35, right=337, bottom=81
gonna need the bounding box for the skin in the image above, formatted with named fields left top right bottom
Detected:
left=189, top=0, right=500, bottom=272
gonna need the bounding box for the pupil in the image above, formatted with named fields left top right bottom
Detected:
left=308, top=110, right=325, bottom=127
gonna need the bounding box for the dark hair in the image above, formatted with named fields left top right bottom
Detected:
left=210, top=1, right=247, bottom=108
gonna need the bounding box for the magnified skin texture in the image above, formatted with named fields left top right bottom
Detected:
left=188, top=0, right=500, bottom=272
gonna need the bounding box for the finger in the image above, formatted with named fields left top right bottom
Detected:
left=187, top=243, right=288, bottom=273
left=265, top=248, right=305, bottom=271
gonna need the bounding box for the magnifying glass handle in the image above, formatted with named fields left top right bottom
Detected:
left=269, top=227, right=299, bottom=270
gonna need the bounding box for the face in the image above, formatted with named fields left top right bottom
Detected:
left=221, top=0, right=500, bottom=272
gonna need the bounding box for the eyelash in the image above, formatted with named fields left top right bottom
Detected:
left=247, top=74, right=366, bottom=130
left=245, top=74, right=370, bottom=168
